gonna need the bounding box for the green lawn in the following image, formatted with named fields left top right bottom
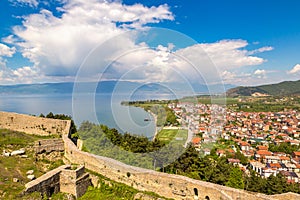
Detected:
left=0, top=129, right=56, bottom=149
left=156, top=129, right=188, bottom=145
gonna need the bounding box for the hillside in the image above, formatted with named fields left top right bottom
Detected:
left=227, top=79, right=300, bottom=97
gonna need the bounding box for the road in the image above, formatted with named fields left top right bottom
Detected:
left=184, top=123, right=193, bottom=148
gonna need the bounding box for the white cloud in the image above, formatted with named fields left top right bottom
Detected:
left=288, top=64, right=300, bottom=74
left=13, top=66, right=37, bottom=78
left=9, top=0, right=39, bottom=8
left=0, top=43, right=16, bottom=57
left=221, top=70, right=253, bottom=84
left=167, top=40, right=271, bottom=84
left=101, top=39, right=272, bottom=85
left=222, top=70, right=238, bottom=80
left=0, top=64, right=74, bottom=84
left=253, top=69, right=266, bottom=78
left=220, top=69, right=273, bottom=86
left=10, top=0, right=173, bottom=77
left=3, top=1, right=274, bottom=86
left=176, top=40, right=268, bottom=70
left=0, top=63, right=38, bottom=84
left=0, top=43, right=19, bottom=84
left=248, top=46, right=274, bottom=55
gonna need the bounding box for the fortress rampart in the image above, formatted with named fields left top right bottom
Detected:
left=34, top=138, right=65, bottom=153
left=25, top=165, right=91, bottom=198
left=1, top=111, right=300, bottom=200
left=0, top=111, right=71, bottom=136
left=62, top=134, right=300, bottom=200
left=25, top=165, right=69, bottom=196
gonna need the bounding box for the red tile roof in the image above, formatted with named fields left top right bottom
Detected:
left=239, top=141, right=250, bottom=146
left=256, top=150, right=272, bottom=156
left=257, top=146, right=268, bottom=150
left=269, top=163, right=281, bottom=168
left=192, top=137, right=201, bottom=144
left=293, top=152, right=300, bottom=157
left=279, top=156, right=290, bottom=161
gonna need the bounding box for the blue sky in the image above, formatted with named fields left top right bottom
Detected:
left=0, top=0, right=299, bottom=86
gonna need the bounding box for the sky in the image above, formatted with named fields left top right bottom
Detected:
left=0, top=0, right=299, bottom=86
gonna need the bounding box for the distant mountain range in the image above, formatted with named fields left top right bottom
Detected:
left=227, top=79, right=300, bottom=97
left=1, top=80, right=299, bottom=97
left=0, top=81, right=235, bottom=95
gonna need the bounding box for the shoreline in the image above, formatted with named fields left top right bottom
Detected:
left=147, top=110, right=160, bottom=141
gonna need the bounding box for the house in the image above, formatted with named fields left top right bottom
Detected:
left=264, top=155, right=280, bottom=164
left=226, top=148, right=236, bottom=155
left=257, top=145, right=268, bottom=151
left=292, top=132, right=300, bottom=138
left=255, top=150, right=272, bottom=161
left=203, top=148, right=211, bottom=156
left=292, top=151, right=300, bottom=159
left=202, top=137, right=211, bottom=143
left=192, top=137, right=201, bottom=148
left=280, top=171, right=299, bottom=183
left=289, top=140, right=300, bottom=146
left=250, top=161, right=265, bottom=176
left=222, top=133, right=230, bottom=140
left=285, top=163, right=297, bottom=172
left=266, top=163, right=286, bottom=171
left=242, top=150, right=254, bottom=158
left=228, top=158, right=240, bottom=166
left=291, top=157, right=300, bottom=164
left=279, top=156, right=290, bottom=164
left=273, top=152, right=287, bottom=157
left=217, top=149, right=225, bottom=157
left=295, top=164, right=300, bottom=173
left=239, top=141, right=250, bottom=151
left=262, top=167, right=277, bottom=178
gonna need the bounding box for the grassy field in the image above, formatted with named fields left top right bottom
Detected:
left=156, top=129, right=188, bottom=145
left=0, top=129, right=55, bottom=148
left=0, top=129, right=63, bottom=199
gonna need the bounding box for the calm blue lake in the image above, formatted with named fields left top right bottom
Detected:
left=0, top=93, right=175, bottom=138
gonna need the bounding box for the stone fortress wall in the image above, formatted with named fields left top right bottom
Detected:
left=60, top=165, right=91, bottom=198
left=0, top=111, right=71, bottom=136
left=25, top=165, right=68, bottom=197
left=62, top=134, right=300, bottom=200
left=1, top=111, right=300, bottom=200
left=34, top=138, right=65, bottom=153
left=25, top=165, right=91, bottom=198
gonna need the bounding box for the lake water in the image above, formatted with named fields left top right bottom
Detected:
left=0, top=93, right=176, bottom=138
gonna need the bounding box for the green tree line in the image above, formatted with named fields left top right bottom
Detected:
left=77, top=122, right=300, bottom=195
left=78, top=122, right=184, bottom=169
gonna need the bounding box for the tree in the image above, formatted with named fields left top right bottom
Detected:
left=269, top=142, right=298, bottom=155
left=235, top=150, right=249, bottom=165
left=244, top=170, right=266, bottom=193
left=209, top=157, right=231, bottom=185
left=46, top=112, right=54, bottom=118
left=265, top=173, right=288, bottom=195
left=226, top=167, right=244, bottom=189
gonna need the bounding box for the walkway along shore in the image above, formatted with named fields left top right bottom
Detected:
left=147, top=110, right=162, bottom=141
